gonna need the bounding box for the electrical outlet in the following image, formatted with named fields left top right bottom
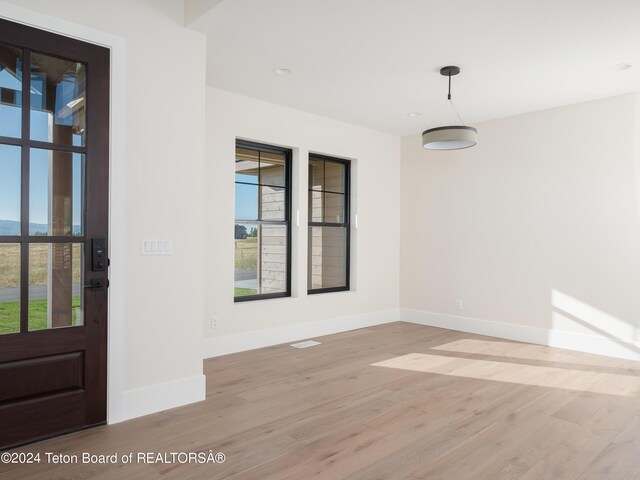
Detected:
left=455, top=299, right=463, bottom=310
left=211, top=316, right=220, bottom=329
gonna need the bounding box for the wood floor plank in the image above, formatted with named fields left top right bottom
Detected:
left=538, top=426, right=610, bottom=478
left=574, top=411, right=640, bottom=480
left=518, top=459, right=580, bottom=480
left=408, top=391, right=577, bottom=480
left=576, top=442, right=640, bottom=480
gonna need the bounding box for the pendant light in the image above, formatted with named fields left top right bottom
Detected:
left=422, top=66, right=477, bottom=150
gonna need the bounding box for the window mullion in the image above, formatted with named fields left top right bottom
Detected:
left=19, top=48, right=32, bottom=333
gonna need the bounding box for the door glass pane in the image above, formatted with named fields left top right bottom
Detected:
left=235, top=148, right=259, bottom=184
left=234, top=222, right=258, bottom=297
left=30, top=52, right=86, bottom=146
left=0, top=43, right=22, bottom=138
left=28, top=243, right=83, bottom=331
left=261, top=185, right=285, bottom=221
left=0, top=244, right=20, bottom=335
left=260, top=224, right=287, bottom=294
left=308, top=226, right=347, bottom=290
left=235, top=183, right=258, bottom=221
left=0, top=144, right=21, bottom=235
left=30, top=148, right=84, bottom=236
left=260, top=151, right=285, bottom=187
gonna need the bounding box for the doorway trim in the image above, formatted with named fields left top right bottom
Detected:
left=0, top=0, right=127, bottom=424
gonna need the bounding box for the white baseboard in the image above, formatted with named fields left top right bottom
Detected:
left=401, top=308, right=640, bottom=361
left=203, top=308, right=399, bottom=358
left=110, top=374, right=206, bottom=424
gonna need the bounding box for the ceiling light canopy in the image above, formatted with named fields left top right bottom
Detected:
left=422, top=66, right=477, bottom=151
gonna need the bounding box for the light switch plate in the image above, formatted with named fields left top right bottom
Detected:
left=141, top=238, right=173, bottom=256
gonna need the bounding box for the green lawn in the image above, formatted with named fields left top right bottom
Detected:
left=0, top=296, right=82, bottom=334
left=234, top=287, right=257, bottom=297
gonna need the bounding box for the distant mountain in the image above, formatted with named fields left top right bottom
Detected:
left=0, top=219, right=82, bottom=236
left=0, top=220, right=20, bottom=235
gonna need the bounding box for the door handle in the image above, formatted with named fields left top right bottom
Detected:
left=84, top=279, right=105, bottom=290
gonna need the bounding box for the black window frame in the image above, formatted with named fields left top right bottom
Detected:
left=234, top=139, right=292, bottom=302
left=307, top=153, right=351, bottom=295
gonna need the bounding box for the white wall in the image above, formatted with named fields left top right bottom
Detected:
left=401, top=93, right=640, bottom=359
left=0, top=0, right=207, bottom=421
left=204, top=88, right=400, bottom=355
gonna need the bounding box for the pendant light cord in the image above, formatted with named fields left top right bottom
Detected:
left=448, top=99, right=464, bottom=125
left=447, top=71, right=464, bottom=124
left=426, top=99, right=448, bottom=129
left=427, top=71, right=465, bottom=128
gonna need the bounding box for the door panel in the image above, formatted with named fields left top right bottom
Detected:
left=0, top=351, right=83, bottom=403
left=0, top=18, right=109, bottom=449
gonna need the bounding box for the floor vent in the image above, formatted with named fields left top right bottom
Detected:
left=291, top=340, right=321, bottom=349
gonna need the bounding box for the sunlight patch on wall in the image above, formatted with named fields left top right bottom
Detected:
left=551, top=290, right=634, bottom=341
left=372, top=353, right=640, bottom=396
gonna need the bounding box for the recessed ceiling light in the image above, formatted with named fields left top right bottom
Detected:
left=273, top=67, right=292, bottom=75
left=611, top=63, right=632, bottom=71
left=407, top=112, right=421, bottom=117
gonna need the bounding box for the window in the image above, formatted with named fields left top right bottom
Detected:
left=308, top=154, right=350, bottom=293
left=234, top=140, right=291, bottom=301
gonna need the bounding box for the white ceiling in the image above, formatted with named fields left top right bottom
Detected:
left=189, top=0, right=640, bottom=136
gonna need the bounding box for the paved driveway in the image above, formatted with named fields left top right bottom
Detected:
left=235, top=268, right=257, bottom=281
left=0, top=284, right=81, bottom=302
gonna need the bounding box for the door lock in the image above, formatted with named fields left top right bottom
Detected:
left=91, top=238, right=107, bottom=271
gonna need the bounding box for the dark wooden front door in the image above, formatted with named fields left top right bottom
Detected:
left=0, top=19, right=109, bottom=449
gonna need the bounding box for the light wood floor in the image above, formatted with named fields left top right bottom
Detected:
left=2, top=322, right=640, bottom=479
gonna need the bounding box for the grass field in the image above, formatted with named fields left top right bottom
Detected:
left=234, top=287, right=257, bottom=297
left=0, top=243, right=20, bottom=289
left=235, top=238, right=257, bottom=269
left=235, top=238, right=257, bottom=297
left=0, top=243, right=82, bottom=288
left=0, top=296, right=82, bottom=334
